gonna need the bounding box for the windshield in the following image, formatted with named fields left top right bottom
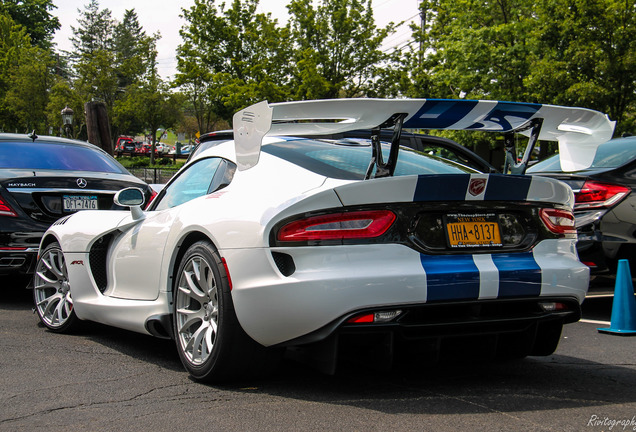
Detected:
left=528, top=137, right=636, bottom=173
left=262, top=138, right=477, bottom=180
left=0, top=141, right=128, bottom=174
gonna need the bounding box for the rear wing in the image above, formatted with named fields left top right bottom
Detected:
left=232, top=98, right=615, bottom=172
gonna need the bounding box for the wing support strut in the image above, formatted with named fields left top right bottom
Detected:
left=504, top=118, right=543, bottom=175
left=365, top=113, right=408, bottom=179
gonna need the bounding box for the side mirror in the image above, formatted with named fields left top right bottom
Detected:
left=114, top=188, right=145, bottom=220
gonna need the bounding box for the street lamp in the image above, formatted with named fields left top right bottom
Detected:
left=61, top=105, right=74, bottom=138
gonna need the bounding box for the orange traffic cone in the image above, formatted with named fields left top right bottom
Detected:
left=598, top=259, right=636, bottom=335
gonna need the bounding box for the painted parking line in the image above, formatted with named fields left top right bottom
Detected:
left=580, top=319, right=611, bottom=326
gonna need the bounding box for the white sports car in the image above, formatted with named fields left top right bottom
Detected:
left=33, top=99, right=614, bottom=382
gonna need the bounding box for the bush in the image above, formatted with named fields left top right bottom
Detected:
left=130, top=157, right=150, bottom=167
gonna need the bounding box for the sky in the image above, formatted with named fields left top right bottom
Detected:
left=51, top=0, right=421, bottom=79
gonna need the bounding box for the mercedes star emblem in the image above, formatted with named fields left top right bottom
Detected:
left=76, top=178, right=87, bottom=188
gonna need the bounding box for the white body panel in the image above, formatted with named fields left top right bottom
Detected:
left=39, top=103, right=592, bottom=346
left=226, top=239, right=587, bottom=346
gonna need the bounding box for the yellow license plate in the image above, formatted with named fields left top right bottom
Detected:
left=446, top=215, right=502, bottom=248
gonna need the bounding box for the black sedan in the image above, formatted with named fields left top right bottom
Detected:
left=0, top=133, right=154, bottom=277
left=527, top=136, right=636, bottom=282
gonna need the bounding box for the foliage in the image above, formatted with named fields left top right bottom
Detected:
left=65, top=1, right=177, bottom=151
left=0, top=0, right=60, bottom=49
left=287, top=0, right=392, bottom=99
left=1, top=0, right=635, bottom=144
left=177, top=0, right=291, bottom=127
left=117, top=155, right=185, bottom=169
left=117, top=72, right=182, bottom=163
left=0, top=12, right=55, bottom=133
left=393, top=0, right=635, bottom=140
left=69, top=0, right=114, bottom=58
left=527, top=0, right=636, bottom=135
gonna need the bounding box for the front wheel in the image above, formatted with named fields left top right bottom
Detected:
left=33, top=242, right=79, bottom=332
left=173, top=241, right=278, bottom=382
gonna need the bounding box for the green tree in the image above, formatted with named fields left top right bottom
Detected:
left=420, top=0, right=535, bottom=101
left=287, top=0, right=392, bottom=99
left=176, top=0, right=291, bottom=125
left=112, top=9, right=158, bottom=89
left=0, top=12, right=54, bottom=132
left=0, top=0, right=60, bottom=49
left=527, top=0, right=636, bottom=134
left=117, top=72, right=182, bottom=164
left=70, top=0, right=114, bottom=58
left=46, top=79, right=85, bottom=138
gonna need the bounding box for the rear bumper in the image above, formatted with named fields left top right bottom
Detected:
left=0, top=228, right=43, bottom=275
left=225, top=239, right=589, bottom=347
left=0, top=248, right=38, bottom=275
left=282, top=295, right=580, bottom=346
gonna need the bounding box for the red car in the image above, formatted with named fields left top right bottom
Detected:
left=134, top=143, right=158, bottom=155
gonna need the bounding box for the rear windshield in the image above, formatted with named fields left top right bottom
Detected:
left=0, top=141, right=128, bottom=174
left=528, top=138, right=636, bottom=173
left=261, top=138, right=476, bottom=180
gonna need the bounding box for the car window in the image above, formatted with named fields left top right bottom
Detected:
left=0, top=141, right=127, bottom=173
left=526, top=154, right=561, bottom=172
left=261, top=138, right=476, bottom=180
left=419, top=143, right=474, bottom=168
left=153, top=157, right=223, bottom=211
left=589, top=139, right=636, bottom=168
left=528, top=138, right=636, bottom=173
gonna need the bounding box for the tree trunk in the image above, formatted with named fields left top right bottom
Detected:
left=85, top=101, right=113, bottom=154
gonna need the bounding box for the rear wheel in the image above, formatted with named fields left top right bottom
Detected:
left=173, top=241, right=277, bottom=382
left=33, top=242, right=79, bottom=332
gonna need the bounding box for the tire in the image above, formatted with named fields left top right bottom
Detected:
left=530, top=320, right=563, bottom=356
left=33, top=242, right=79, bottom=333
left=173, top=241, right=277, bottom=382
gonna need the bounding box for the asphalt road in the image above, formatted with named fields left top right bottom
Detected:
left=2, top=275, right=636, bottom=432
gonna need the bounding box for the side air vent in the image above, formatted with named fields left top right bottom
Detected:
left=89, top=233, right=114, bottom=293
left=52, top=215, right=72, bottom=226
left=272, top=252, right=296, bottom=277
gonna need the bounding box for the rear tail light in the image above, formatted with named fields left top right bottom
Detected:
left=145, top=189, right=158, bottom=209
left=539, top=208, right=576, bottom=235
left=277, top=210, right=396, bottom=242
left=539, top=301, right=568, bottom=312
left=575, top=181, right=630, bottom=210
left=0, top=196, right=18, bottom=217
left=347, top=310, right=402, bottom=324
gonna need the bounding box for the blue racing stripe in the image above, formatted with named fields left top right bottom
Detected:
left=492, top=253, right=542, bottom=297
left=404, top=100, right=479, bottom=129
left=414, top=175, right=469, bottom=201
left=421, top=254, right=480, bottom=301
left=466, top=101, right=541, bottom=131
left=484, top=174, right=532, bottom=201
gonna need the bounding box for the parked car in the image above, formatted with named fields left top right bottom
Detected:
left=187, top=130, right=234, bottom=161
left=527, top=136, right=636, bottom=281
left=134, top=142, right=158, bottom=155
left=0, top=133, right=155, bottom=277
left=168, top=144, right=193, bottom=155
left=32, top=98, right=612, bottom=382
left=115, top=136, right=135, bottom=156
left=155, top=142, right=170, bottom=154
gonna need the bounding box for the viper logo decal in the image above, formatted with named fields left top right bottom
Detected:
left=469, top=178, right=487, bottom=196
